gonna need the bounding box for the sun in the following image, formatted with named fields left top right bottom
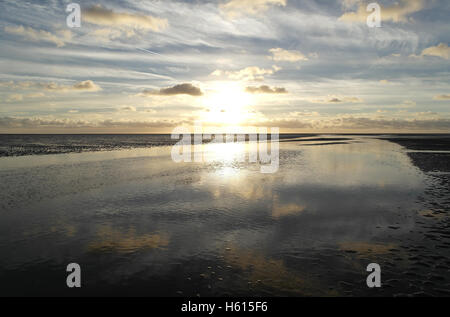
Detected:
left=200, top=82, right=254, bottom=126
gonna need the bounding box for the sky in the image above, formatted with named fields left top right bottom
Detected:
left=0, top=0, right=449, bottom=133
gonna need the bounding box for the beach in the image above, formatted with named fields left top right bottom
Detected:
left=0, top=134, right=449, bottom=296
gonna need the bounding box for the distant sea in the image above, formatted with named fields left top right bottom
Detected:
left=0, top=134, right=313, bottom=157
left=0, top=134, right=176, bottom=157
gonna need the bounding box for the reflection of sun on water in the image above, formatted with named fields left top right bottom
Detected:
left=201, top=82, right=254, bottom=125
left=205, top=141, right=246, bottom=164
left=201, top=141, right=249, bottom=179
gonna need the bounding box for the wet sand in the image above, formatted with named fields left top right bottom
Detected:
left=0, top=135, right=449, bottom=296
left=372, top=136, right=450, bottom=296
left=384, top=136, right=450, bottom=173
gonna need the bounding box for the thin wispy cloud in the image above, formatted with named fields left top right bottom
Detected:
left=212, top=66, right=280, bottom=81
left=220, top=0, right=287, bottom=18
left=4, top=25, right=71, bottom=47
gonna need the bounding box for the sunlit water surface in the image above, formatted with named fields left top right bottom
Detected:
left=0, top=136, right=430, bottom=296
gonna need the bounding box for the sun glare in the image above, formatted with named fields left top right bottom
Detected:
left=201, top=82, right=254, bottom=126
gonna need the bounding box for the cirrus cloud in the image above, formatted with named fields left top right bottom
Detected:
left=4, top=25, right=71, bottom=47
left=212, top=66, right=280, bottom=81
left=220, top=0, right=286, bottom=19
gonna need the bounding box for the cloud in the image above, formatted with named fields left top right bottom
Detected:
left=5, top=92, right=46, bottom=102
left=2, top=115, right=450, bottom=132
left=212, top=66, right=280, bottom=81
left=0, top=117, right=185, bottom=130
left=43, top=80, right=102, bottom=92
left=220, top=0, right=286, bottom=18
left=336, top=117, right=450, bottom=130
left=379, top=80, right=390, bottom=85
left=4, top=25, right=71, bottom=47
left=72, top=80, right=102, bottom=91
left=83, top=5, right=168, bottom=32
left=6, top=94, right=23, bottom=102
left=288, top=111, right=320, bottom=117
left=0, top=81, right=34, bottom=89
left=421, top=43, right=450, bottom=60
left=245, top=85, right=288, bottom=94
left=339, top=0, right=425, bottom=23
left=0, top=80, right=101, bottom=94
left=433, top=94, right=450, bottom=101
left=342, top=0, right=361, bottom=9
left=258, top=116, right=450, bottom=131
left=91, top=28, right=125, bottom=41
left=268, top=48, right=309, bottom=62
left=309, top=96, right=363, bottom=104
left=119, top=106, right=137, bottom=112
left=26, top=92, right=45, bottom=98
left=140, top=83, right=203, bottom=97
left=413, top=111, right=438, bottom=117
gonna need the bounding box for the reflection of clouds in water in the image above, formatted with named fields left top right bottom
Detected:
left=200, top=138, right=423, bottom=202
left=49, top=222, right=77, bottom=238
left=338, top=242, right=397, bottom=256
left=283, top=139, right=424, bottom=188
left=271, top=195, right=306, bottom=218
left=195, top=138, right=422, bottom=230
left=223, top=245, right=338, bottom=296
left=199, top=170, right=275, bottom=201
left=0, top=136, right=432, bottom=295
left=21, top=217, right=78, bottom=240
left=201, top=171, right=307, bottom=218
left=88, top=225, right=169, bottom=253
left=418, top=209, right=446, bottom=220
